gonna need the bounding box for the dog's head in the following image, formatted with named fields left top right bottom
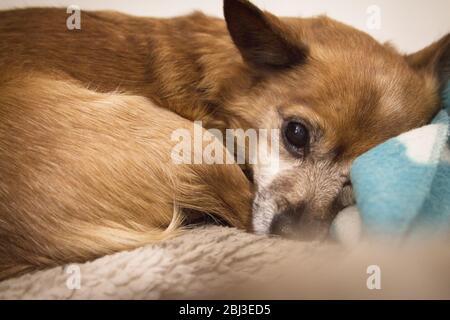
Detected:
left=223, top=0, right=450, bottom=239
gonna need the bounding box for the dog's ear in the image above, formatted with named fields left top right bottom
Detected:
left=405, top=34, right=450, bottom=92
left=224, top=0, right=308, bottom=69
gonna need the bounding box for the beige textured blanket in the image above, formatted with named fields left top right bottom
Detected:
left=1, top=225, right=449, bottom=299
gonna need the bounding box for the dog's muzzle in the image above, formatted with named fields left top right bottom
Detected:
left=269, top=204, right=330, bottom=240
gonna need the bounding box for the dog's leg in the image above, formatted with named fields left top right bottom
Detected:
left=0, top=73, right=252, bottom=280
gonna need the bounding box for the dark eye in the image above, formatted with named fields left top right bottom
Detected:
left=283, top=121, right=309, bottom=152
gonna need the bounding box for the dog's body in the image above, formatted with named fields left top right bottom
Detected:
left=0, top=8, right=255, bottom=280
left=0, top=0, right=448, bottom=280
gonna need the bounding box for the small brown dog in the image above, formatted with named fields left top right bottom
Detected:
left=0, top=0, right=448, bottom=280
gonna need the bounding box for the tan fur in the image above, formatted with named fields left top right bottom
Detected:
left=0, top=73, right=252, bottom=280
left=0, top=1, right=448, bottom=279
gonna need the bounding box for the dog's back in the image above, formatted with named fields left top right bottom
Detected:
left=0, top=8, right=249, bottom=127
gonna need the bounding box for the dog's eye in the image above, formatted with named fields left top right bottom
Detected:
left=283, top=121, right=309, bottom=152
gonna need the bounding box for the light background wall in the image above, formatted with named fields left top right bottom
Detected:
left=0, top=0, right=449, bottom=53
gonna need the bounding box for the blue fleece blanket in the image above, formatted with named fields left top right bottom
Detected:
left=351, top=83, right=450, bottom=237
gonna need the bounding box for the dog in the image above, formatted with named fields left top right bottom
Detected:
left=0, top=0, right=448, bottom=280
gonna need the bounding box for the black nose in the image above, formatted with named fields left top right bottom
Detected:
left=270, top=204, right=331, bottom=240
left=269, top=206, right=303, bottom=238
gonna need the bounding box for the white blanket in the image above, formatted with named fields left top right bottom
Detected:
left=1, top=223, right=449, bottom=299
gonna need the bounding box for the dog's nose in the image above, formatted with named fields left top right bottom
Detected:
left=269, top=206, right=302, bottom=238
left=269, top=204, right=330, bottom=240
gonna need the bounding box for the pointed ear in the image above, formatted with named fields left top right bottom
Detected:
left=223, top=0, right=308, bottom=69
left=405, top=34, right=450, bottom=92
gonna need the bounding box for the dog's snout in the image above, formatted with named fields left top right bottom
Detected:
left=269, top=203, right=332, bottom=240
left=269, top=205, right=304, bottom=238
